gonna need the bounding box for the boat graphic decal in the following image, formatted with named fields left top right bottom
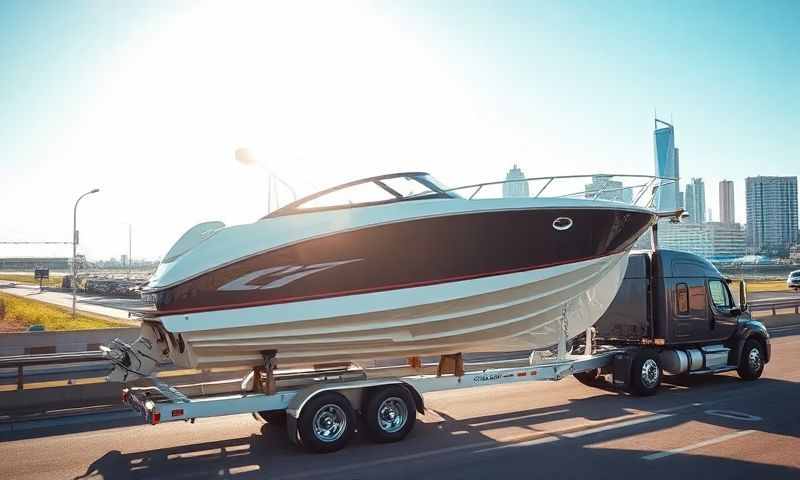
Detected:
left=218, top=259, right=363, bottom=291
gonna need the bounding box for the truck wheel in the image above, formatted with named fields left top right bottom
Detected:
left=629, top=350, right=662, bottom=396
left=256, top=410, right=287, bottom=426
left=364, top=385, right=416, bottom=443
left=737, top=339, right=764, bottom=381
left=297, top=392, right=355, bottom=453
left=574, top=368, right=602, bottom=386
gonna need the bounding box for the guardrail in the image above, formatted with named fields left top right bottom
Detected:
left=0, top=350, right=106, bottom=391
left=749, top=298, right=800, bottom=316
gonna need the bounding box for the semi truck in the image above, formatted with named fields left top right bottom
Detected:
left=119, top=248, right=770, bottom=453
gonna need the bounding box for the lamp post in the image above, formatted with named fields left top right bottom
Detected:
left=234, top=148, right=296, bottom=214
left=72, top=188, right=99, bottom=319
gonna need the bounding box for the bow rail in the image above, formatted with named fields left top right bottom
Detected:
left=441, top=174, right=678, bottom=209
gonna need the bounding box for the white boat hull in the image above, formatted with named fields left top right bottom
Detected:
left=150, top=250, right=630, bottom=370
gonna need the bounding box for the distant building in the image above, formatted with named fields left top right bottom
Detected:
left=685, top=183, right=694, bottom=220
left=0, top=257, right=71, bottom=271
left=584, top=175, right=633, bottom=203
left=658, top=222, right=746, bottom=259
left=121, top=254, right=129, bottom=267
left=746, top=176, right=799, bottom=256
left=503, top=164, right=529, bottom=198
left=719, top=180, right=735, bottom=225
left=684, top=178, right=706, bottom=224
left=653, top=119, right=681, bottom=211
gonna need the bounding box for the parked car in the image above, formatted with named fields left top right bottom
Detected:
left=788, top=270, right=800, bottom=291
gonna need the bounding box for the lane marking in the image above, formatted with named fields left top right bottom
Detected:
left=642, top=430, right=756, bottom=460
left=562, top=414, right=673, bottom=438
left=469, top=408, right=569, bottom=427
left=704, top=410, right=762, bottom=421
left=474, top=435, right=559, bottom=453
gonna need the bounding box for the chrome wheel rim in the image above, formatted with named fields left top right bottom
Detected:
left=312, top=404, right=347, bottom=443
left=377, top=397, right=408, bottom=433
left=641, top=358, right=660, bottom=388
left=748, top=347, right=762, bottom=372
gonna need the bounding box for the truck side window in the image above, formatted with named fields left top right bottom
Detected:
left=676, top=283, right=689, bottom=314
left=708, top=280, right=730, bottom=309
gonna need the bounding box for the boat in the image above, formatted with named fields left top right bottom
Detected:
left=106, top=172, right=666, bottom=382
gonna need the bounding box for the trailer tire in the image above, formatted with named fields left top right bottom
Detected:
left=364, top=385, right=416, bottom=443
left=737, top=339, right=764, bottom=381
left=297, top=392, right=355, bottom=453
left=574, top=368, right=602, bottom=386
left=257, top=410, right=287, bottom=426
left=629, top=350, right=661, bottom=396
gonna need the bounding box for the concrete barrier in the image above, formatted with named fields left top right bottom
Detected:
left=0, top=328, right=139, bottom=356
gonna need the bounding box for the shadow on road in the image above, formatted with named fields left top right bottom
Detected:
left=69, top=376, right=799, bottom=479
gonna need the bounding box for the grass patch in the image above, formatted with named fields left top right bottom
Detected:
left=745, top=279, right=796, bottom=293
left=0, top=273, right=63, bottom=288
left=0, top=291, right=127, bottom=331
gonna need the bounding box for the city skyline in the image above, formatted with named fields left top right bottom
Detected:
left=1, top=2, right=798, bottom=259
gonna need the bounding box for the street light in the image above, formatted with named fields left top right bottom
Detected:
left=235, top=148, right=297, bottom=214
left=72, top=188, right=100, bottom=319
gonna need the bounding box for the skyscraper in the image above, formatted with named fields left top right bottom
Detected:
left=584, top=175, right=632, bottom=203
left=653, top=118, right=680, bottom=211
left=683, top=178, right=706, bottom=224
left=692, top=178, right=706, bottom=223
left=746, top=176, right=799, bottom=255
left=719, top=180, right=735, bottom=225
left=685, top=183, right=695, bottom=220
left=502, top=164, right=529, bottom=198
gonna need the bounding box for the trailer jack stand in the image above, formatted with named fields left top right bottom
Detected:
left=253, top=350, right=278, bottom=395
left=437, top=353, right=464, bottom=377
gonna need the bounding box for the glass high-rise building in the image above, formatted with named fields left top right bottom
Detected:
left=684, top=178, right=706, bottom=224
left=746, top=176, right=799, bottom=255
left=653, top=119, right=680, bottom=211
left=584, top=175, right=633, bottom=203
left=719, top=180, right=735, bottom=225
left=503, top=164, right=529, bottom=198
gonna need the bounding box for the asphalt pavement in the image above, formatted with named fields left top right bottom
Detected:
left=1, top=324, right=798, bottom=479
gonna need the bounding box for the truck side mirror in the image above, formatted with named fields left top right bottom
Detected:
left=729, top=307, right=741, bottom=317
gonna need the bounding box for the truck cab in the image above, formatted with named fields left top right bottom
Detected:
left=591, top=249, right=770, bottom=394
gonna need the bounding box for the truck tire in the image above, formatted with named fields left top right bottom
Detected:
left=737, top=338, right=765, bottom=381
left=363, top=385, right=416, bottom=443
left=256, top=410, right=287, bottom=426
left=574, top=368, right=602, bottom=386
left=629, top=350, right=662, bottom=396
left=297, top=391, right=355, bottom=453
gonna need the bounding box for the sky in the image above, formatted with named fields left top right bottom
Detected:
left=1, top=0, right=798, bottom=260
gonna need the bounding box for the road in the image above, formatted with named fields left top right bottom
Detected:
left=0, top=282, right=145, bottom=321
left=1, top=324, right=798, bottom=479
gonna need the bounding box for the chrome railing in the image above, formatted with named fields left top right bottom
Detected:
left=442, top=174, right=678, bottom=209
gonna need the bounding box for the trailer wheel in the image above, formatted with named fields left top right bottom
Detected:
left=257, top=410, right=287, bottom=426
left=629, top=350, right=662, bottom=396
left=737, top=339, right=764, bottom=381
left=364, top=385, right=416, bottom=443
left=297, top=392, right=355, bottom=453
left=574, top=368, right=602, bottom=386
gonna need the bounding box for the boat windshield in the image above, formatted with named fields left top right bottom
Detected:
left=267, top=172, right=455, bottom=217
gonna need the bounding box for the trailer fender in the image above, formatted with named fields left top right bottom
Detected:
left=286, top=378, right=406, bottom=420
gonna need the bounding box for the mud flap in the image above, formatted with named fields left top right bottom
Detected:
left=611, top=351, right=633, bottom=390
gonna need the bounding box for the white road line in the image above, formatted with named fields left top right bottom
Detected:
left=562, top=414, right=673, bottom=438
left=474, top=435, right=559, bottom=453
left=642, top=430, right=756, bottom=461
left=469, top=408, right=569, bottom=427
